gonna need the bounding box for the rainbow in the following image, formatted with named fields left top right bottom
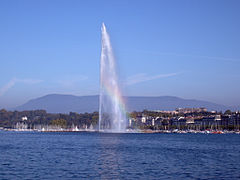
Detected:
left=101, top=79, right=127, bottom=115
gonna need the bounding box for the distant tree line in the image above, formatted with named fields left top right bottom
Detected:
left=0, top=109, right=98, bottom=128
left=0, top=109, right=239, bottom=131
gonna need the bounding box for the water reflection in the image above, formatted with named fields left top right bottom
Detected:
left=95, top=133, right=123, bottom=179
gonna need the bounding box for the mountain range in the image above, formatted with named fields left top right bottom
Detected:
left=14, top=94, right=232, bottom=113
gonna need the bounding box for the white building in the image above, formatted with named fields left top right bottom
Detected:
left=152, top=119, right=155, bottom=126
left=141, top=116, right=146, bottom=123
left=22, top=116, right=28, bottom=121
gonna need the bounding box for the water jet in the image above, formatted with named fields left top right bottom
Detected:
left=99, top=23, right=127, bottom=132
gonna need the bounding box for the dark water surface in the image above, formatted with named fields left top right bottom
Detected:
left=0, top=131, right=239, bottom=179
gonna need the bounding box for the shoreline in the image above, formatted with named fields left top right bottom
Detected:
left=1, top=128, right=240, bottom=134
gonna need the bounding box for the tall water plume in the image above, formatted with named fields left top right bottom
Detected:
left=99, top=23, right=127, bottom=132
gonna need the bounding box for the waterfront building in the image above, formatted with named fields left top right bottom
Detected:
left=22, top=116, right=28, bottom=121
left=141, top=116, right=146, bottom=123
left=176, top=107, right=207, bottom=114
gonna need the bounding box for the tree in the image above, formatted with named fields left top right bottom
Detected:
left=50, top=119, right=67, bottom=128
left=224, top=110, right=232, bottom=115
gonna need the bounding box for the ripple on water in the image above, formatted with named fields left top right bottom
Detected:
left=0, top=132, right=239, bottom=179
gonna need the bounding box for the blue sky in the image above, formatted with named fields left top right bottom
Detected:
left=0, top=0, right=240, bottom=108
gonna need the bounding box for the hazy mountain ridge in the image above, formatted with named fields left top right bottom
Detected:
left=13, top=94, right=232, bottom=113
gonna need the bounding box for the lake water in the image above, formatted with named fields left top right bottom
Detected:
left=0, top=131, right=239, bottom=179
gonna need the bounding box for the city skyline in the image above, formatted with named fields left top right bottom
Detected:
left=0, top=0, right=240, bottom=108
